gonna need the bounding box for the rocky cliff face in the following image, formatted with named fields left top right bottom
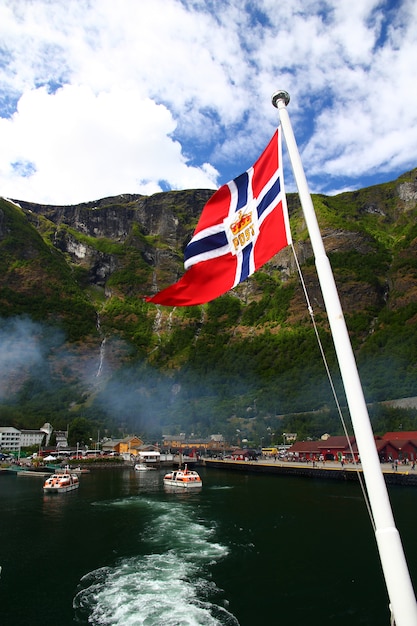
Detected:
left=16, top=189, right=214, bottom=292
left=8, top=169, right=417, bottom=322
left=18, top=189, right=213, bottom=244
left=10, top=169, right=416, bottom=325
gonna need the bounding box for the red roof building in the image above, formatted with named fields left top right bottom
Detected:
left=288, top=432, right=417, bottom=462
left=381, top=432, right=417, bottom=461
left=382, top=431, right=417, bottom=440
left=289, top=436, right=356, bottom=461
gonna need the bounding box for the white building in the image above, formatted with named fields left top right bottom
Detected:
left=137, top=450, right=161, bottom=463
left=0, top=427, right=21, bottom=451
left=0, top=422, right=55, bottom=451
left=55, top=430, right=68, bottom=448
left=20, top=429, right=46, bottom=448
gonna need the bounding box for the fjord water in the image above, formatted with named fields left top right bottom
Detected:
left=0, top=467, right=416, bottom=625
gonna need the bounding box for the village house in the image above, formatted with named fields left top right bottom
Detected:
left=101, top=436, right=144, bottom=457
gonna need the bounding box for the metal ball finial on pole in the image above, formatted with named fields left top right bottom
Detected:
left=271, top=90, right=290, bottom=108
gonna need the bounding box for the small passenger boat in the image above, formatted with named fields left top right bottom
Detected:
left=43, top=471, right=79, bottom=493
left=163, top=465, right=202, bottom=489
left=134, top=463, right=156, bottom=471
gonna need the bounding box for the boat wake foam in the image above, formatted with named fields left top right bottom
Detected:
left=73, top=498, right=239, bottom=625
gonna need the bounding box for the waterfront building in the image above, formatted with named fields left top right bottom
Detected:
left=101, top=436, right=144, bottom=457
left=162, top=434, right=225, bottom=455
left=288, top=431, right=417, bottom=462
left=0, top=426, right=21, bottom=451
left=19, top=429, right=46, bottom=448
left=136, top=448, right=161, bottom=463
left=381, top=431, right=417, bottom=461
left=55, top=429, right=69, bottom=448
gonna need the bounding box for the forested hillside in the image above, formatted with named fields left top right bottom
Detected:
left=1, top=167, right=417, bottom=445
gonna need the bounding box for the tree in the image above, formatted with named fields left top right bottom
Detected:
left=68, top=417, right=92, bottom=447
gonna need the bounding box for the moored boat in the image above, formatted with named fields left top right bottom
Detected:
left=163, top=464, right=202, bottom=488
left=43, top=471, right=79, bottom=493
left=134, top=463, right=156, bottom=471
left=55, top=465, right=90, bottom=475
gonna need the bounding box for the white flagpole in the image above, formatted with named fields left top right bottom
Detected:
left=272, top=90, right=417, bottom=626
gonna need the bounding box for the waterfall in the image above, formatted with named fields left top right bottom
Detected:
left=153, top=308, right=162, bottom=339
left=96, top=337, right=106, bottom=377
left=193, top=306, right=206, bottom=343
left=96, top=313, right=106, bottom=378
left=167, top=308, right=176, bottom=332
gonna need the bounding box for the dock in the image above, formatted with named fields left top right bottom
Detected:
left=17, top=470, right=51, bottom=477
left=203, top=458, right=417, bottom=486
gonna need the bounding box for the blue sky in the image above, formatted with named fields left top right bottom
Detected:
left=0, top=0, right=416, bottom=205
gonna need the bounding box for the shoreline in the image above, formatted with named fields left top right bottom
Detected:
left=203, top=458, right=417, bottom=485
left=3, top=457, right=416, bottom=486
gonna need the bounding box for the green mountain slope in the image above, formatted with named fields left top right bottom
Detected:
left=1, top=168, right=417, bottom=443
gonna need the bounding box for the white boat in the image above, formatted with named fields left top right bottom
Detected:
left=134, top=463, right=156, bottom=471
left=43, top=471, right=79, bottom=493
left=163, top=465, right=202, bottom=488
left=55, top=465, right=90, bottom=475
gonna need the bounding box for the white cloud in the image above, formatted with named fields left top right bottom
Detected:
left=0, top=0, right=416, bottom=203
left=0, top=85, right=219, bottom=203
left=302, top=2, right=417, bottom=182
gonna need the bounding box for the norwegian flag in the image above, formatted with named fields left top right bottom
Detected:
left=146, top=126, right=291, bottom=306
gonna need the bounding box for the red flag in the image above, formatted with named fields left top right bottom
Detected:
left=146, top=127, right=291, bottom=306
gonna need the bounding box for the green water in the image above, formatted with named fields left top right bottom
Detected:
left=0, top=467, right=415, bottom=625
